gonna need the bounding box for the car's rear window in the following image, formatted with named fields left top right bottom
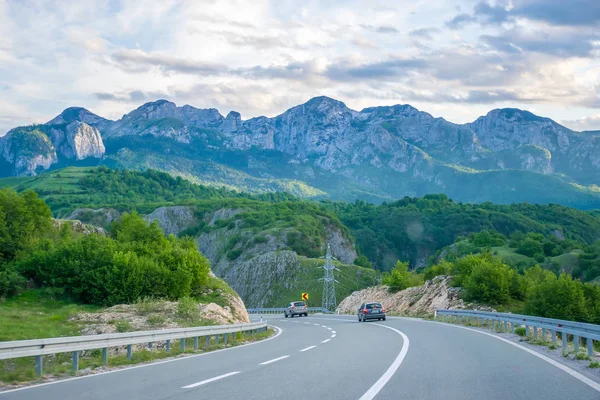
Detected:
left=294, top=302, right=306, bottom=307
left=366, top=303, right=382, bottom=309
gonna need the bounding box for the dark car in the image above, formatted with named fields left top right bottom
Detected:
left=358, top=302, right=386, bottom=322
left=284, top=301, right=308, bottom=318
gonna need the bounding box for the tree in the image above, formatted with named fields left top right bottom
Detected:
left=524, top=273, right=588, bottom=322
left=517, top=238, right=543, bottom=257
left=354, top=255, right=372, bottom=269
left=382, top=261, right=423, bottom=292
left=462, top=256, right=512, bottom=304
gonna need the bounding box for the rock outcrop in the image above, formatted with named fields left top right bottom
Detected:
left=52, top=219, right=107, bottom=235
left=144, top=206, right=197, bottom=235
left=336, top=276, right=495, bottom=316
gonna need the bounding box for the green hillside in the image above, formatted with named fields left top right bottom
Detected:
left=330, top=194, right=600, bottom=271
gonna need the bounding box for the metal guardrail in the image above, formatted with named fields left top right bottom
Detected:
left=0, top=322, right=268, bottom=376
left=247, top=307, right=333, bottom=314
left=436, top=308, right=600, bottom=356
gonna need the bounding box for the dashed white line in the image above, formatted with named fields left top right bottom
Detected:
left=321, top=325, right=327, bottom=328
left=331, top=334, right=336, bottom=338
left=300, top=345, right=317, bottom=352
left=313, top=323, right=320, bottom=326
left=182, top=371, right=240, bottom=389
left=331, top=330, right=336, bottom=334
left=259, top=355, right=289, bottom=365
left=303, top=322, right=311, bottom=325
left=321, top=339, right=331, bottom=344
left=327, top=327, right=333, bottom=331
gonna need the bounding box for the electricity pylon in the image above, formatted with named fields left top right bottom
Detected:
left=321, top=244, right=338, bottom=312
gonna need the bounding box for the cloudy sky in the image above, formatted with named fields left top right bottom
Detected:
left=1, top=0, right=599, bottom=135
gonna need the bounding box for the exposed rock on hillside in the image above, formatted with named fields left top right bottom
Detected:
left=52, top=219, right=107, bottom=235
left=64, top=208, right=121, bottom=228
left=336, top=276, right=495, bottom=315
left=145, top=206, right=196, bottom=235
left=71, top=296, right=249, bottom=340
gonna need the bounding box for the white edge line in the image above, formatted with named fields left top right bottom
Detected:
left=321, top=339, right=331, bottom=344
left=359, top=323, right=410, bottom=400
left=259, top=355, right=289, bottom=365
left=181, top=371, right=240, bottom=389
left=0, top=326, right=283, bottom=395
left=424, top=320, right=600, bottom=393
left=300, top=346, right=317, bottom=352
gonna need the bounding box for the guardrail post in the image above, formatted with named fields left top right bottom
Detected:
left=542, top=328, right=546, bottom=341
left=148, top=342, right=152, bottom=351
left=525, top=325, right=529, bottom=337
left=224, top=333, right=228, bottom=345
left=72, top=351, right=79, bottom=372
left=194, top=337, right=199, bottom=350
left=216, top=334, right=220, bottom=345
left=587, top=338, right=594, bottom=357
left=180, top=338, right=185, bottom=351
left=511, top=322, right=515, bottom=333
left=504, top=321, right=508, bottom=331
left=127, top=344, right=132, bottom=360
left=166, top=339, right=171, bottom=353
left=574, top=336, right=580, bottom=352
left=551, top=330, right=556, bottom=344
left=205, top=336, right=210, bottom=348
left=532, top=326, right=537, bottom=339
left=35, top=355, right=43, bottom=376
left=102, top=347, right=108, bottom=366
left=562, top=333, right=567, bottom=349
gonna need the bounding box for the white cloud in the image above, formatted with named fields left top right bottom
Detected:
left=1, top=0, right=599, bottom=135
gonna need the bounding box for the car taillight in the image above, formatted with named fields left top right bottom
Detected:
left=363, top=308, right=368, bottom=313
left=382, top=308, right=386, bottom=312
left=291, top=305, right=295, bottom=308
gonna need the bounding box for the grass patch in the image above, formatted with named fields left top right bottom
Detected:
left=134, top=297, right=166, bottom=314
left=588, top=360, right=600, bottom=369
left=515, top=327, right=526, bottom=337
left=575, top=352, right=591, bottom=361
left=147, top=315, right=166, bottom=326
left=0, top=290, right=99, bottom=341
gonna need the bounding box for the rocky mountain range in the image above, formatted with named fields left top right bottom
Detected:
left=1, top=97, right=599, bottom=207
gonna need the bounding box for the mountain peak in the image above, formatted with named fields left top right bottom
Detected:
left=304, top=96, right=348, bottom=110
left=46, top=107, right=109, bottom=126
left=486, top=108, right=548, bottom=124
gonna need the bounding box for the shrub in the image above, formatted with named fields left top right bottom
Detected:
left=462, top=254, right=512, bottom=304
left=0, top=266, right=26, bottom=298
left=515, top=327, right=526, bottom=337
left=589, top=360, right=600, bottom=368
left=177, top=297, right=198, bottom=321
left=147, top=315, right=166, bottom=326
left=227, top=249, right=243, bottom=261
left=115, top=320, right=132, bottom=333
left=382, top=261, right=424, bottom=292
left=575, top=352, right=591, bottom=361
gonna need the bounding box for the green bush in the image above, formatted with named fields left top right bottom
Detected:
left=14, top=213, right=211, bottom=306
left=115, top=320, right=132, bottom=333
left=0, top=266, right=26, bottom=298
left=423, top=261, right=451, bottom=281
left=382, top=261, right=424, bottom=292
left=462, top=254, right=512, bottom=304
left=515, top=327, right=526, bottom=336
left=177, top=297, right=199, bottom=321
left=147, top=315, right=166, bottom=326
left=525, top=273, right=588, bottom=322
left=227, top=249, right=243, bottom=261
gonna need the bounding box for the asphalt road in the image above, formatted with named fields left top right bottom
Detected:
left=2, top=314, right=599, bottom=400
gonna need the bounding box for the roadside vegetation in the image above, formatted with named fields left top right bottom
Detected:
left=383, top=252, right=600, bottom=324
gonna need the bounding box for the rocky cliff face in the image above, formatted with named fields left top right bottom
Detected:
left=336, top=276, right=494, bottom=315
left=0, top=127, right=58, bottom=176
left=47, top=122, right=105, bottom=160
left=0, top=116, right=106, bottom=176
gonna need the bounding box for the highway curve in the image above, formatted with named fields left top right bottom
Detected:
left=1, top=315, right=599, bottom=400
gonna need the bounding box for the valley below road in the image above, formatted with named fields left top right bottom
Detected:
left=2, top=315, right=599, bottom=400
